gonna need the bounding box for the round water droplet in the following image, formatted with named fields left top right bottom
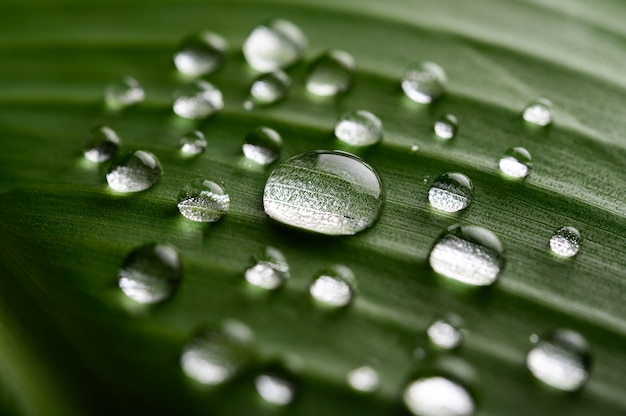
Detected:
left=243, top=19, right=307, bottom=72
left=174, top=31, right=228, bottom=77
left=428, top=172, right=473, bottom=213
left=242, top=127, right=282, bottom=165
left=334, top=110, right=383, bottom=147
left=309, top=265, right=355, bottom=307
left=429, top=224, right=505, bottom=286
left=306, top=49, right=355, bottom=96
left=427, top=315, right=464, bottom=350
left=173, top=80, right=223, bottom=119
left=523, top=98, right=553, bottom=126
left=499, top=147, right=532, bottom=179
left=526, top=329, right=591, bottom=391
left=106, top=150, right=162, bottom=193
left=179, top=130, right=207, bottom=156
left=263, top=150, right=385, bottom=235
left=549, top=226, right=581, bottom=258
left=118, top=242, right=182, bottom=304
left=245, top=70, right=291, bottom=109
left=404, top=376, right=475, bottom=416
left=105, top=76, right=145, bottom=109
left=82, top=125, right=121, bottom=162
left=347, top=365, right=379, bottom=393
left=401, top=62, right=446, bottom=104
left=177, top=179, right=230, bottom=222
left=245, top=247, right=290, bottom=290
left=255, top=374, right=295, bottom=405
left=434, top=114, right=458, bottom=140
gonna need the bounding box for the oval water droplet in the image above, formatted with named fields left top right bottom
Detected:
left=429, top=224, right=505, bottom=286
left=243, top=19, right=307, bottom=72
left=245, top=247, right=290, bottom=290
left=526, top=329, right=591, bottom=391
left=306, top=50, right=355, bottom=96
left=173, top=80, right=223, bottom=119
left=434, top=114, right=458, bottom=140
left=523, top=98, right=553, bottom=126
left=82, top=125, right=121, bottom=162
left=334, top=110, right=383, bottom=147
left=179, top=130, right=207, bottom=156
left=263, top=150, right=385, bottom=235
left=499, top=147, right=532, bottom=179
left=104, top=76, right=145, bottom=109
left=401, top=62, right=446, bottom=104
left=427, top=315, right=464, bottom=350
left=177, top=179, right=230, bottom=222
left=243, top=127, right=282, bottom=165
left=174, top=31, right=228, bottom=77
left=309, top=265, right=355, bottom=308
left=106, top=150, right=162, bottom=193
left=347, top=365, right=379, bottom=393
left=245, top=70, right=291, bottom=109
left=255, top=373, right=295, bottom=405
left=549, top=226, right=581, bottom=258
left=403, top=376, right=475, bottom=416
left=118, top=242, right=182, bottom=304
left=428, top=172, right=473, bottom=213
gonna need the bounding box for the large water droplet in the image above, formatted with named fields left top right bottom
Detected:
left=499, top=147, right=532, bottom=179
left=434, top=114, right=458, bottom=140
left=427, top=315, right=464, bottom=350
left=82, top=125, right=121, bottom=162
left=403, top=376, right=475, bottom=416
left=401, top=62, right=446, bottom=104
left=243, top=19, right=307, bottom=72
left=334, top=110, right=383, bottom=147
left=118, top=242, right=182, bottom=304
left=347, top=365, right=379, bottom=393
left=549, top=226, right=581, bottom=258
left=526, top=329, right=591, bottom=391
left=106, top=150, right=162, bottom=193
left=309, top=265, right=355, bottom=307
left=104, top=76, right=145, bottom=109
left=306, top=50, right=355, bottom=96
left=428, top=172, right=473, bottom=213
left=177, top=179, right=230, bottom=222
left=242, top=127, right=282, bottom=165
left=245, top=247, right=290, bottom=290
left=255, top=373, right=295, bottom=405
left=523, top=98, right=553, bottom=126
left=173, top=80, right=223, bottom=119
left=245, top=70, right=291, bottom=109
left=429, top=224, right=505, bottom=286
left=174, top=31, right=228, bottom=77
left=179, top=130, right=207, bottom=156
left=263, top=150, right=385, bottom=235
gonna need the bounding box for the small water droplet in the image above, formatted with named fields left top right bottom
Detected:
left=104, top=76, right=145, bottom=109
left=334, top=110, right=383, bottom=147
left=174, top=31, right=228, bottom=77
left=549, top=226, right=581, bottom=258
left=347, top=365, right=379, bottom=393
left=246, top=70, right=291, bottom=108
left=401, top=62, right=446, bottom=104
left=499, top=147, right=532, bottom=179
left=427, top=315, right=464, bottom=350
left=306, top=50, right=355, bottom=96
left=429, top=224, right=505, bottom=286
left=106, top=150, right=162, bottom=193
left=82, top=125, right=121, bottom=162
left=413, top=347, right=427, bottom=360
left=242, top=127, right=282, bottom=165
left=245, top=247, right=290, bottom=290
left=177, top=179, right=230, bottom=222
left=173, top=80, right=223, bottom=119
left=243, top=19, right=307, bottom=72
left=434, top=114, right=458, bottom=140
left=428, top=172, right=474, bottom=213
left=403, top=376, right=475, bottom=416
left=263, top=150, right=385, bottom=235
left=309, top=265, right=355, bottom=308
left=255, top=374, right=295, bottom=405
left=118, top=242, right=182, bottom=304
left=523, top=98, right=553, bottom=126
left=411, top=144, right=420, bottom=152
left=179, top=130, right=207, bottom=156
left=526, top=329, right=591, bottom=391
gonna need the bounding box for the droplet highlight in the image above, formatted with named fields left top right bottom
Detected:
left=549, top=226, right=581, bottom=258
left=499, top=147, right=532, bottom=179
left=245, top=70, right=291, bottom=109
left=243, top=19, right=307, bottom=72
left=173, top=80, right=223, bottom=119
left=347, top=366, right=379, bottom=393
left=104, top=76, right=145, bottom=109
left=523, top=98, right=553, bottom=126
left=177, top=179, right=230, bottom=222
left=82, top=125, right=121, bottom=162
left=401, top=62, right=446, bottom=104
left=403, top=376, right=475, bottom=416
left=309, top=265, right=355, bottom=308
left=106, top=150, right=162, bottom=193
left=334, top=110, right=383, bottom=147
left=255, top=374, right=295, bottom=406
left=174, top=31, right=228, bottom=77
left=245, top=247, right=290, bottom=290
left=427, top=315, right=464, bottom=350
left=428, top=172, right=473, bottom=213
left=434, top=114, right=458, bottom=140
left=242, top=127, right=282, bottom=165
left=306, top=50, right=355, bottom=96
left=179, top=130, right=207, bottom=156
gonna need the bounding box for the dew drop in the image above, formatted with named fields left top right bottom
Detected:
left=347, top=365, right=379, bottom=393
left=523, top=98, right=553, bottom=126
left=243, top=127, right=282, bottom=165
left=244, top=246, right=290, bottom=290
left=174, top=31, right=228, bottom=77
left=403, top=376, right=475, bottom=416
left=118, top=242, right=182, bottom=304
left=177, top=179, right=230, bottom=222
left=309, top=265, right=355, bottom=308
left=434, top=114, right=458, bottom=140
left=245, top=70, right=291, bottom=109
left=428, top=172, right=473, bottom=213
left=106, top=150, right=162, bottom=193
left=82, top=125, right=121, bottom=162
left=429, top=224, right=505, bottom=286
left=334, top=110, right=383, bottom=147
left=243, top=19, right=307, bottom=72
left=173, top=80, right=223, bottom=119
left=306, top=50, right=355, bottom=96
left=427, top=315, right=464, bottom=350
left=549, top=226, right=581, bottom=258
left=526, top=329, right=591, bottom=391
left=179, top=130, right=207, bottom=156
left=401, top=62, right=446, bottom=104
left=104, top=76, right=145, bottom=109
left=499, top=147, right=532, bottom=179
left=263, top=150, right=385, bottom=235
left=255, top=374, right=295, bottom=405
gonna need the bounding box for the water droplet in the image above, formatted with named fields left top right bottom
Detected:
left=523, top=98, right=553, bottom=126
left=177, top=179, right=230, bottom=222
left=118, top=242, right=182, bottom=304
left=403, top=376, right=475, bottom=416
left=306, top=50, right=355, bottom=96
left=255, top=374, right=295, bottom=405
left=106, top=150, right=162, bottom=193
left=526, top=329, right=591, bottom=391
left=499, top=147, right=532, bottom=179
left=173, top=80, right=223, bottom=119
left=243, top=19, right=307, bottom=72
left=428, top=172, right=473, bottom=213
left=242, top=127, right=282, bottom=165
left=263, top=150, right=385, bottom=235
left=309, top=265, right=355, bottom=307
left=245, top=70, right=291, bottom=109
left=245, top=247, right=290, bottom=290
left=334, top=110, right=383, bottom=147
left=179, top=130, right=207, bottom=156
left=401, top=62, right=446, bottom=104
left=104, top=76, right=145, bottom=109
left=174, top=31, right=228, bottom=77
left=347, top=365, right=379, bottom=393
left=427, top=315, right=464, bottom=350
left=82, top=125, right=121, bottom=162
left=411, top=144, right=420, bottom=152
left=549, top=226, right=581, bottom=258
left=434, top=114, right=458, bottom=140
left=429, top=224, right=505, bottom=286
